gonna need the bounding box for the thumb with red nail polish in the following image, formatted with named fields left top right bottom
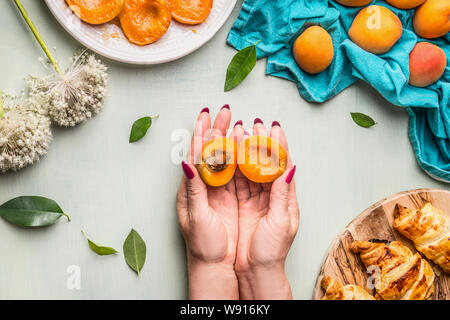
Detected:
left=180, top=161, right=208, bottom=213
left=269, top=165, right=297, bottom=216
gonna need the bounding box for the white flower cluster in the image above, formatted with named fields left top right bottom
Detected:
left=0, top=94, right=52, bottom=173
left=28, top=51, right=108, bottom=127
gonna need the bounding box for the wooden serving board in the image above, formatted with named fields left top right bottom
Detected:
left=312, top=188, right=450, bottom=300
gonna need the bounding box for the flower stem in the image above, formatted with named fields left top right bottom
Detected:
left=0, top=95, right=4, bottom=119
left=13, top=0, right=62, bottom=75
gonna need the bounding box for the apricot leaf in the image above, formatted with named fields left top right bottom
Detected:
left=351, top=112, right=377, bottom=128
left=225, top=44, right=257, bottom=92
left=129, top=115, right=159, bottom=143
left=82, top=230, right=118, bottom=256
left=0, top=196, right=70, bottom=227
left=123, top=229, right=146, bottom=276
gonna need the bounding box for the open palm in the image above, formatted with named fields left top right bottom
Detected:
left=177, top=107, right=239, bottom=265
left=233, top=120, right=299, bottom=273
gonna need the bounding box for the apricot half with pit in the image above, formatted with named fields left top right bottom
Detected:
left=238, top=136, right=287, bottom=184
left=166, top=0, right=213, bottom=25
left=66, top=0, right=125, bottom=25
left=197, top=137, right=237, bottom=187
left=120, top=0, right=172, bottom=46
left=293, top=26, right=334, bottom=75
left=349, top=5, right=403, bottom=54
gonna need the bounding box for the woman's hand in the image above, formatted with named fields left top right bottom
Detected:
left=177, top=106, right=239, bottom=300
left=233, top=119, right=300, bottom=300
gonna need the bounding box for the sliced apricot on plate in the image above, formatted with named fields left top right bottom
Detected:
left=197, top=137, right=237, bottom=187
left=120, top=0, right=172, bottom=46
left=167, top=0, right=213, bottom=25
left=238, top=136, right=287, bottom=183
left=66, top=0, right=125, bottom=25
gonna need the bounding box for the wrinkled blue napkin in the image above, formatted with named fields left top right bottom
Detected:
left=227, top=0, right=450, bottom=182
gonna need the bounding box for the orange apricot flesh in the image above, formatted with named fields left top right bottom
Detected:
left=66, top=0, right=125, bottom=25
left=166, top=0, right=213, bottom=25
left=238, top=136, right=287, bottom=184
left=197, top=137, right=237, bottom=187
left=120, top=0, right=172, bottom=46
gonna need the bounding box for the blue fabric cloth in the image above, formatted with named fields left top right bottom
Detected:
left=227, top=0, right=450, bottom=182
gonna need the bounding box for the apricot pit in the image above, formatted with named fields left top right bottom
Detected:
left=197, top=137, right=237, bottom=187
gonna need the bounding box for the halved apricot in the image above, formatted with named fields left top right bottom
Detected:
left=238, top=136, right=287, bottom=183
left=119, top=0, right=172, bottom=45
left=166, top=0, right=213, bottom=25
left=197, top=137, right=237, bottom=187
left=66, top=0, right=125, bottom=25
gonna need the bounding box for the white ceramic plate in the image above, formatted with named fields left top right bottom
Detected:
left=44, top=0, right=237, bottom=65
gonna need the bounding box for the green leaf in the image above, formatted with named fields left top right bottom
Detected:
left=225, top=44, right=257, bottom=92
left=0, top=196, right=70, bottom=227
left=82, top=231, right=118, bottom=256
left=351, top=112, right=377, bottom=128
left=123, top=229, right=146, bottom=276
left=129, top=115, right=159, bottom=143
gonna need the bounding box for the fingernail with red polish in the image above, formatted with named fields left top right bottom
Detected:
left=272, top=121, right=281, bottom=127
left=254, top=118, right=263, bottom=125
left=286, top=165, right=296, bottom=184
left=221, top=104, right=230, bottom=110
left=234, top=120, right=243, bottom=127
left=182, top=161, right=194, bottom=179
left=200, top=107, right=209, bottom=114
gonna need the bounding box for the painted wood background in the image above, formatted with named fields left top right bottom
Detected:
left=0, top=0, right=448, bottom=299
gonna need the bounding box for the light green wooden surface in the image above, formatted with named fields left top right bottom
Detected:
left=0, top=0, right=447, bottom=299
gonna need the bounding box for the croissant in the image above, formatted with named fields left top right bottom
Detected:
left=350, top=240, right=435, bottom=300
left=321, top=276, right=375, bottom=300
left=394, top=203, right=450, bottom=273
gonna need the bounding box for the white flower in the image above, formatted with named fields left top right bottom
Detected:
left=27, top=50, right=108, bottom=127
left=0, top=94, right=52, bottom=173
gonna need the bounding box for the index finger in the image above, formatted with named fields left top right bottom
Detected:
left=189, top=108, right=211, bottom=164
left=270, top=122, right=292, bottom=166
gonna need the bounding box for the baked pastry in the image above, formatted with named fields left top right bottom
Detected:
left=394, top=203, right=450, bottom=273
left=350, top=240, right=435, bottom=300
left=321, top=276, right=375, bottom=300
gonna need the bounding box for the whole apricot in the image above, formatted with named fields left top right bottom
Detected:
left=413, top=0, right=450, bottom=39
left=197, top=137, right=237, bottom=187
left=293, top=26, right=334, bottom=74
left=349, top=5, right=403, bottom=54
left=409, top=42, right=447, bottom=87
left=334, top=0, right=373, bottom=6
left=385, top=0, right=426, bottom=9
left=238, top=136, right=287, bottom=183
